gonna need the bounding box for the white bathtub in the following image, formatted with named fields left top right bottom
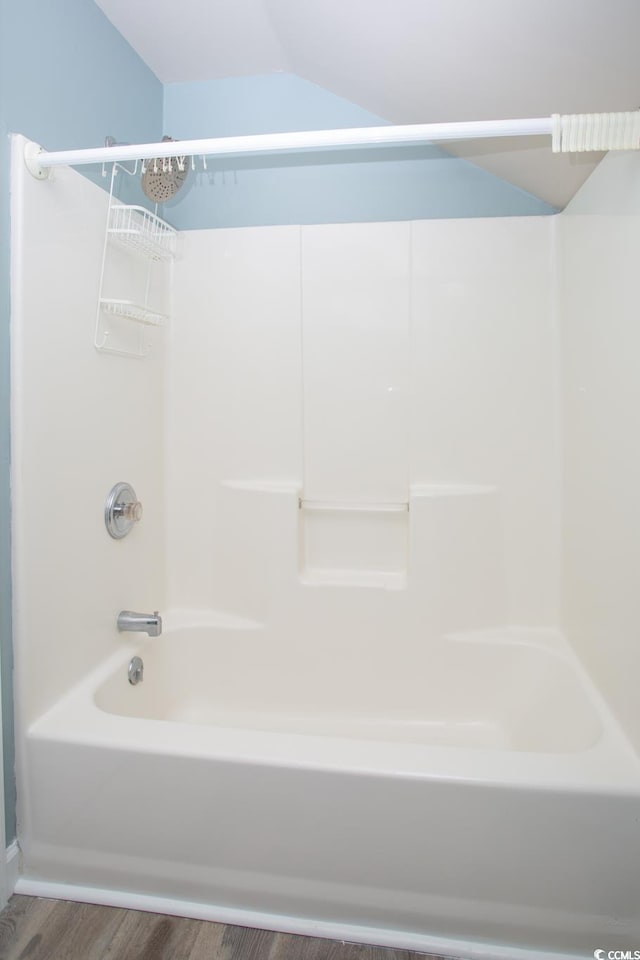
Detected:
left=17, top=621, right=640, bottom=959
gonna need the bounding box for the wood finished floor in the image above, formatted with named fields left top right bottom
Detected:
left=0, top=896, right=456, bottom=960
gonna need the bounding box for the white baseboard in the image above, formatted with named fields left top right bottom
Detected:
left=5, top=841, right=21, bottom=897
left=14, top=877, right=573, bottom=960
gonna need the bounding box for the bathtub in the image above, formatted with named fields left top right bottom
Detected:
left=16, top=619, right=640, bottom=959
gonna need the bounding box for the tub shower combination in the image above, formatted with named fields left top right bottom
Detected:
left=10, top=127, right=640, bottom=959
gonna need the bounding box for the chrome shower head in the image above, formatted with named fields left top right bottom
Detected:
left=141, top=136, right=189, bottom=203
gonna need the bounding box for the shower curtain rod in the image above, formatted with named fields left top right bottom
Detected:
left=24, top=111, right=640, bottom=175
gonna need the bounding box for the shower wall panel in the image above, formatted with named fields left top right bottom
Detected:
left=561, top=150, right=640, bottom=751
left=168, top=226, right=302, bottom=617
left=301, top=222, right=410, bottom=504
left=168, top=218, right=559, bottom=631
left=11, top=142, right=165, bottom=728
left=411, top=217, right=559, bottom=625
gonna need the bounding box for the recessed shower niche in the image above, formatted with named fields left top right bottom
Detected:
left=299, top=500, right=408, bottom=588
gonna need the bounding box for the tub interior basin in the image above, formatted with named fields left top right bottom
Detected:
left=94, top=628, right=603, bottom=753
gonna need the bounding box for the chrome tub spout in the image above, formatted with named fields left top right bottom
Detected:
left=117, top=610, right=162, bottom=637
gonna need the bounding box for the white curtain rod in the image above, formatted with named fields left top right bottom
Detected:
left=25, top=112, right=640, bottom=174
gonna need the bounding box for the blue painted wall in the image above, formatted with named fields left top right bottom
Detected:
left=162, top=74, right=555, bottom=229
left=0, top=0, right=163, bottom=843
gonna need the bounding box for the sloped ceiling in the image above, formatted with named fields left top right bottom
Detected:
left=95, top=0, right=640, bottom=208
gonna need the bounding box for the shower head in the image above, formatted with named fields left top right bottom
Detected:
left=141, top=136, right=189, bottom=203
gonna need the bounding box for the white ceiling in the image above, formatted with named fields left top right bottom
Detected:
left=95, top=0, right=640, bottom=207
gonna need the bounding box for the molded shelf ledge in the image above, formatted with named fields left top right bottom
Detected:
left=299, top=499, right=408, bottom=513
left=300, top=569, right=407, bottom=590
left=410, top=483, right=497, bottom=498
left=100, top=299, right=168, bottom=327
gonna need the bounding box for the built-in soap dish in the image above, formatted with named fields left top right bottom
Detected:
left=299, top=497, right=408, bottom=590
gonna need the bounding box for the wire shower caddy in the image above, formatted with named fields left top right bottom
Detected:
left=95, top=162, right=177, bottom=359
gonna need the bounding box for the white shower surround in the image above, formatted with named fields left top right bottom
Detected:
left=167, top=216, right=560, bottom=626
left=10, top=135, right=640, bottom=957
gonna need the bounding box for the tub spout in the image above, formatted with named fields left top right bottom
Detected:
left=117, top=610, right=162, bottom=637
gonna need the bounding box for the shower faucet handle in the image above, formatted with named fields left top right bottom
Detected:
left=115, top=499, right=143, bottom=523
left=105, top=482, right=143, bottom=539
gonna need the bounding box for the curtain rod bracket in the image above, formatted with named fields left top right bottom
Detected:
left=24, top=141, right=51, bottom=180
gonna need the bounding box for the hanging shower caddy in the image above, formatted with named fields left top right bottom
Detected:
left=95, top=163, right=177, bottom=358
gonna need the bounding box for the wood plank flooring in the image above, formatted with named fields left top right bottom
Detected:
left=0, top=896, right=456, bottom=960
